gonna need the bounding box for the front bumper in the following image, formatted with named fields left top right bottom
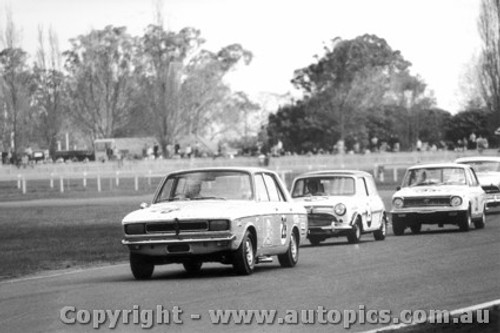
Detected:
left=485, top=193, right=500, bottom=210
left=390, top=209, right=466, bottom=225
left=122, top=235, right=236, bottom=256
left=308, top=224, right=353, bottom=238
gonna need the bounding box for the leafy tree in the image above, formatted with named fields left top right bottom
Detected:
left=31, top=26, right=66, bottom=158
left=477, top=0, right=500, bottom=129
left=292, top=34, right=411, bottom=141
left=446, top=108, right=492, bottom=145
left=63, top=25, right=137, bottom=140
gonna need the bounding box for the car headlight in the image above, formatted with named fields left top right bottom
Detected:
left=393, top=198, right=404, bottom=209
left=125, top=223, right=145, bottom=235
left=450, top=196, right=463, bottom=206
left=334, top=203, right=346, bottom=216
left=209, top=220, right=230, bottom=231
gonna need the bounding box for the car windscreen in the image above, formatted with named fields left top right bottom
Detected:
left=155, top=170, right=253, bottom=202
left=292, top=176, right=355, bottom=197
left=461, top=161, right=500, bottom=173
left=402, top=167, right=466, bottom=187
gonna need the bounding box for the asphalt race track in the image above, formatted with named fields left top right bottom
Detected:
left=1, top=215, right=499, bottom=332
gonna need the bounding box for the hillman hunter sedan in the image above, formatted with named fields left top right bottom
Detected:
left=290, top=170, right=387, bottom=245
left=121, top=167, right=308, bottom=279
left=455, top=156, right=500, bottom=212
left=391, top=163, right=486, bottom=235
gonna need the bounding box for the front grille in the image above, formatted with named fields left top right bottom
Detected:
left=146, top=220, right=208, bottom=233
left=482, top=185, right=500, bottom=194
left=403, top=197, right=451, bottom=207
left=308, top=214, right=337, bottom=227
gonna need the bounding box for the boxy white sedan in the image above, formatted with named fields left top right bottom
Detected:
left=291, top=170, right=387, bottom=245
left=391, top=163, right=486, bottom=235
left=121, top=167, right=308, bottom=279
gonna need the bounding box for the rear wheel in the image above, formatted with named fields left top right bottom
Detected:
left=278, top=230, right=299, bottom=267
left=458, top=209, right=472, bottom=232
left=347, top=220, right=361, bottom=244
left=232, top=231, right=256, bottom=275
left=373, top=215, right=387, bottom=241
left=130, top=253, right=154, bottom=280
left=410, top=224, right=422, bottom=234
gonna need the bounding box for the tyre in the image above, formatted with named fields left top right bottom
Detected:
left=392, top=217, right=405, bottom=236
left=308, top=235, right=323, bottom=246
left=458, top=209, right=472, bottom=232
left=278, top=230, right=299, bottom=267
left=410, top=224, right=422, bottom=234
left=373, top=215, right=387, bottom=241
left=183, top=261, right=202, bottom=274
left=347, top=220, right=361, bottom=244
left=130, top=252, right=154, bottom=280
left=473, top=209, right=486, bottom=229
left=232, top=230, right=256, bottom=275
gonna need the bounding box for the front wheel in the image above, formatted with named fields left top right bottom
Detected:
left=183, top=261, right=202, bottom=274
left=392, top=217, right=405, bottom=236
left=458, top=209, right=472, bottom=232
left=130, top=253, right=154, bottom=280
left=473, top=209, right=486, bottom=229
left=410, top=224, right=422, bottom=234
left=232, top=231, right=256, bottom=275
left=347, top=220, right=361, bottom=244
left=278, top=230, right=299, bottom=267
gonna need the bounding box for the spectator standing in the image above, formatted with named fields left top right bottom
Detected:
left=416, top=139, right=422, bottom=152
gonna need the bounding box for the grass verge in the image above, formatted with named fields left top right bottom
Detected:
left=0, top=203, right=135, bottom=280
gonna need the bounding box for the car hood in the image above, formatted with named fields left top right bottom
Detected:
left=393, top=185, right=468, bottom=198
left=293, top=195, right=358, bottom=207
left=476, top=172, right=500, bottom=186
left=122, top=200, right=262, bottom=223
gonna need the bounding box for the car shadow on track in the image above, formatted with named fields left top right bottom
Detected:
left=301, top=239, right=378, bottom=248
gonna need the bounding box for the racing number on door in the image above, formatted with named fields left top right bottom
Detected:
left=280, top=215, right=287, bottom=245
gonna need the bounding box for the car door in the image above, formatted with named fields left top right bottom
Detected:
left=362, top=176, right=385, bottom=231
left=468, top=168, right=486, bottom=218
left=254, top=173, right=281, bottom=254
left=357, top=177, right=373, bottom=230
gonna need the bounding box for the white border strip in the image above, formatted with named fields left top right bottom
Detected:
left=361, top=299, right=500, bottom=333
left=0, top=263, right=128, bottom=284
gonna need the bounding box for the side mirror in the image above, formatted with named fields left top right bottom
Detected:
left=140, top=202, right=150, bottom=209
left=396, top=186, right=401, bottom=191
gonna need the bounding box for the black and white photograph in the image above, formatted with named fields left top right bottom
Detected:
left=0, top=0, right=499, bottom=332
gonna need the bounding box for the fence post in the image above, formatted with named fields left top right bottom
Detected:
left=134, top=174, right=139, bottom=191
left=83, top=171, right=87, bottom=188
left=97, top=174, right=101, bottom=192
left=22, top=177, right=26, bottom=194
left=373, top=164, right=378, bottom=177
left=393, top=168, right=398, bottom=182
left=50, top=172, right=54, bottom=188
left=115, top=171, right=120, bottom=186
left=148, top=170, right=152, bottom=186
left=59, top=175, right=64, bottom=193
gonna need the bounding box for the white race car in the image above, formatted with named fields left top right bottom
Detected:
left=291, top=170, right=387, bottom=245
left=455, top=156, right=500, bottom=212
left=121, top=167, right=308, bottom=279
left=391, top=163, right=486, bottom=235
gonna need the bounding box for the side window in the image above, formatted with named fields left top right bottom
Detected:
left=263, top=173, right=285, bottom=202
left=255, top=174, right=270, bottom=202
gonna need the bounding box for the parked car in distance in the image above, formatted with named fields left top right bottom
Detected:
left=121, top=167, right=308, bottom=279
left=391, top=163, right=486, bottom=235
left=290, top=170, right=387, bottom=245
left=455, top=156, right=500, bottom=212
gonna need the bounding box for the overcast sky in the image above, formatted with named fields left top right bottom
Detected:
left=0, top=0, right=482, bottom=113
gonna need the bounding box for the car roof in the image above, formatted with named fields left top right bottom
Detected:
left=455, top=156, right=500, bottom=163
left=167, top=166, right=274, bottom=175
left=407, top=163, right=471, bottom=170
left=296, top=169, right=373, bottom=178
